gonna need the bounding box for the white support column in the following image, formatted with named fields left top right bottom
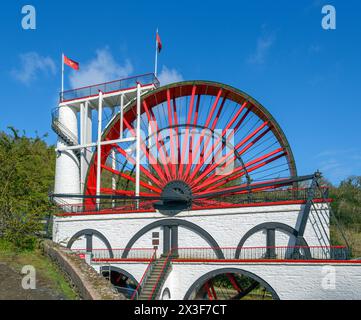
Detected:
left=80, top=103, right=85, bottom=192
left=135, top=84, right=141, bottom=205
left=96, top=91, right=103, bottom=209
left=120, top=94, right=124, bottom=140
left=85, top=101, right=92, bottom=163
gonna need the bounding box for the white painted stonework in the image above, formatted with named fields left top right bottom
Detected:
left=50, top=202, right=361, bottom=300
left=160, top=262, right=361, bottom=300
left=88, top=260, right=361, bottom=300
left=53, top=203, right=330, bottom=252
left=54, top=105, right=80, bottom=205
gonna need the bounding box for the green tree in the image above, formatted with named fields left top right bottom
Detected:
left=0, top=128, right=55, bottom=250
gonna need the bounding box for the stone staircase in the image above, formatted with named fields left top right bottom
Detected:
left=138, top=256, right=171, bottom=300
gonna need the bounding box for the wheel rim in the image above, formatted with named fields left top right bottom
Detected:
left=85, top=81, right=297, bottom=209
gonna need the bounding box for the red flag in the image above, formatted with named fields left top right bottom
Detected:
left=156, top=32, right=162, bottom=53
left=64, top=55, right=79, bottom=71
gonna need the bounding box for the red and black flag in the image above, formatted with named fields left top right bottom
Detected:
left=64, top=55, right=80, bottom=70
left=156, top=31, right=162, bottom=53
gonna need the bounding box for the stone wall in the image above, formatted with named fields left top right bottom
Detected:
left=41, top=240, right=124, bottom=300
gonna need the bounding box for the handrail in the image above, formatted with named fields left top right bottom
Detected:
left=175, top=245, right=350, bottom=261
left=62, top=72, right=158, bottom=94
left=52, top=186, right=331, bottom=216
left=131, top=248, right=157, bottom=300
left=51, top=108, right=79, bottom=146
left=60, top=73, right=160, bottom=102
left=147, top=249, right=173, bottom=300
left=176, top=245, right=347, bottom=250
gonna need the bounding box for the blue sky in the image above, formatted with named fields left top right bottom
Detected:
left=0, top=0, right=360, bottom=184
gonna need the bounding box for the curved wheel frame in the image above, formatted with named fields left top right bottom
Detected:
left=84, top=81, right=297, bottom=209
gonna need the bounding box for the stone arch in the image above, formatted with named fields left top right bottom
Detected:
left=122, top=219, right=224, bottom=259
left=183, top=267, right=280, bottom=300
left=99, top=266, right=138, bottom=287
left=235, top=222, right=310, bottom=259
left=67, top=228, right=114, bottom=258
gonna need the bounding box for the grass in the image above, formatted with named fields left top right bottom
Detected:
left=331, top=225, right=361, bottom=258
left=0, top=239, right=78, bottom=300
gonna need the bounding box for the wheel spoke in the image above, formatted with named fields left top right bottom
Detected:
left=143, top=100, right=172, bottom=181
left=188, top=101, right=249, bottom=182
left=111, top=144, right=163, bottom=188
left=194, top=149, right=286, bottom=192
left=166, top=89, right=177, bottom=179
left=86, top=82, right=296, bottom=210
left=123, top=117, right=168, bottom=184
left=101, top=164, right=162, bottom=193
left=180, top=85, right=196, bottom=179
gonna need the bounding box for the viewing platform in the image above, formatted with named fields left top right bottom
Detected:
left=72, top=245, right=351, bottom=263
left=52, top=187, right=331, bottom=216
left=59, top=73, right=160, bottom=106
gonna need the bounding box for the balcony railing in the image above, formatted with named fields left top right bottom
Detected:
left=71, top=245, right=350, bottom=262
left=71, top=248, right=156, bottom=261
left=60, top=73, right=160, bottom=102
left=53, top=187, right=330, bottom=216
left=174, top=246, right=350, bottom=261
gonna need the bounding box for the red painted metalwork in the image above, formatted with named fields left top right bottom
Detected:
left=180, top=85, right=196, bottom=180
left=226, top=273, right=242, bottom=293
left=204, top=282, right=214, bottom=300
left=84, top=81, right=300, bottom=211
left=193, top=149, right=286, bottom=193
left=147, top=250, right=173, bottom=300
left=210, top=281, right=218, bottom=300
left=131, top=249, right=157, bottom=300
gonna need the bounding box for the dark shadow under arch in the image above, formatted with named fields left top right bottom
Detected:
left=122, top=219, right=225, bottom=259
left=67, top=228, right=114, bottom=258
left=183, top=267, right=280, bottom=300
left=99, top=266, right=138, bottom=287
left=235, top=222, right=310, bottom=259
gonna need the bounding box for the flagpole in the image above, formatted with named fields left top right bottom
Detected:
left=154, top=28, right=158, bottom=77
left=61, top=53, right=64, bottom=102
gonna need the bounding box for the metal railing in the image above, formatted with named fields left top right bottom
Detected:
left=70, top=245, right=350, bottom=262
left=53, top=199, right=157, bottom=215
left=131, top=249, right=158, bottom=300
left=175, top=246, right=350, bottom=261
left=91, top=248, right=155, bottom=261
left=52, top=187, right=330, bottom=216
left=51, top=107, right=79, bottom=146
left=192, top=187, right=329, bottom=208
left=147, top=251, right=173, bottom=300
left=60, top=73, right=160, bottom=102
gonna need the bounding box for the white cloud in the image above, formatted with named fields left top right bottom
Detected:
left=157, top=66, right=184, bottom=86
left=247, top=34, right=275, bottom=65
left=69, top=48, right=133, bottom=88
left=12, top=52, right=56, bottom=85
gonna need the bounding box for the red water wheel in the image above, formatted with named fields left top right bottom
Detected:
left=85, top=81, right=297, bottom=211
